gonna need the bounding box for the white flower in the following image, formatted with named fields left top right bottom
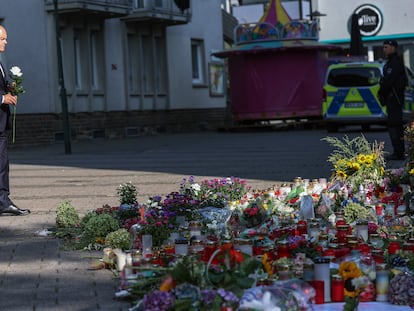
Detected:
left=240, top=291, right=281, bottom=311
left=352, top=275, right=370, bottom=290
left=191, top=183, right=201, bottom=192
left=10, top=66, right=22, bottom=77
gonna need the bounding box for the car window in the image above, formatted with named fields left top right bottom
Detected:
left=327, top=67, right=382, bottom=87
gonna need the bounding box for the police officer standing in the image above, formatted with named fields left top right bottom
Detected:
left=378, top=40, right=408, bottom=161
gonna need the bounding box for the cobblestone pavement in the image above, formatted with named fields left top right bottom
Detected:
left=0, top=127, right=399, bottom=310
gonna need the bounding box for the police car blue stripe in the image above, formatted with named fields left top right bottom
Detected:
left=358, top=88, right=384, bottom=115
left=326, top=89, right=349, bottom=114
left=326, top=88, right=386, bottom=117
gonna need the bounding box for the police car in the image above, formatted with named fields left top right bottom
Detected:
left=322, top=61, right=414, bottom=132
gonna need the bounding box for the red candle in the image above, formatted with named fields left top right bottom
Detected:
left=331, top=275, right=344, bottom=302
left=277, top=240, right=291, bottom=258
left=323, top=249, right=336, bottom=258
left=297, top=220, right=307, bottom=235
left=375, top=205, right=384, bottom=216
left=310, top=280, right=325, bottom=304
left=202, top=241, right=217, bottom=262
left=336, top=225, right=349, bottom=244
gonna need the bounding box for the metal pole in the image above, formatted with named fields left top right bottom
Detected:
left=298, top=0, right=303, bottom=20
left=54, top=0, right=71, bottom=154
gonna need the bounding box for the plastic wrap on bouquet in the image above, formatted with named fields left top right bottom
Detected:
left=299, top=195, right=314, bottom=220
left=239, top=279, right=315, bottom=311
left=199, top=207, right=232, bottom=237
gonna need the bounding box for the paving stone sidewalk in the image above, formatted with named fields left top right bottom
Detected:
left=0, top=128, right=397, bottom=310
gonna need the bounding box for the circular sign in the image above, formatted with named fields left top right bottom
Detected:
left=354, top=4, right=383, bottom=36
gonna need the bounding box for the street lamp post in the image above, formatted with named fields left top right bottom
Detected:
left=53, top=0, right=71, bottom=154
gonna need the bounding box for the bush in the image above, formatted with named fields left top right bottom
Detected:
left=105, top=228, right=132, bottom=250
left=83, top=213, right=120, bottom=243
left=117, top=182, right=138, bottom=205
left=56, top=201, right=80, bottom=228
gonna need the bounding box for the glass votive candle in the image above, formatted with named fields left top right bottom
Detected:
left=355, top=220, right=369, bottom=242
left=202, top=240, right=218, bottom=262
left=188, top=221, right=203, bottom=238
left=297, top=220, right=308, bottom=235
left=233, top=238, right=253, bottom=256
left=276, top=263, right=292, bottom=280
left=277, top=240, right=291, bottom=258
left=331, top=274, right=344, bottom=302
left=175, top=238, right=188, bottom=255
left=141, top=234, right=153, bottom=258
left=190, top=239, right=205, bottom=254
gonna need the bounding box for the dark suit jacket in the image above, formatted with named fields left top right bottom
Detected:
left=0, top=63, right=11, bottom=133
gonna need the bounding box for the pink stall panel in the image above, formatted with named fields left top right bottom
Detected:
left=228, top=48, right=331, bottom=122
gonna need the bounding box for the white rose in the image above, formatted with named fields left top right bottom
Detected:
left=10, top=66, right=22, bottom=77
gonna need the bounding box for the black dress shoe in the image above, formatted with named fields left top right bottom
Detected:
left=0, top=205, right=30, bottom=216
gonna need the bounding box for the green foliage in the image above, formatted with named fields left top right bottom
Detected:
left=105, top=228, right=132, bottom=250
left=323, top=135, right=385, bottom=191
left=170, top=255, right=207, bottom=287
left=129, top=273, right=167, bottom=300
left=56, top=200, right=80, bottom=228
left=117, top=182, right=138, bottom=205
left=83, top=213, right=120, bottom=243
left=208, top=255, right=261, bottom=295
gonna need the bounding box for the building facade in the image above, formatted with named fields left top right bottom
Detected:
left=316, top=0, right=414, bottom=69
left=0, top=0, right=233, bottom=146
left=229, top=0, right=414, bottom=68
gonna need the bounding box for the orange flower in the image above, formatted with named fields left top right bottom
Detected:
left=159, top=275, right=175, bottom=291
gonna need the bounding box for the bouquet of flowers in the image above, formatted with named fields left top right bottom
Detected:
left=338, top=261, right=370, bottom=311
left=323, top=135, right=385, bottom=192
left=138, top=200, right=177, bottom=247
left=241, top=202, right=267, bottom=228
left=180, top=176, right=250, bottom=208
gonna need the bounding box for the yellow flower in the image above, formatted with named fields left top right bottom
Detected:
left=357, top=154, right=367, bottom=163
left=262, top=252, right=274, bottom=275
left=336, top=170, right=347, bottom=179
left=410, top=168, right=414, bottom=175
left=349, top=162, right=361, bottom=171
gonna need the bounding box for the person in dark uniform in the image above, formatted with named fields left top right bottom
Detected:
left=378, top=39, right=408, bottom=161
left=0, top=25, right=30, bottom=216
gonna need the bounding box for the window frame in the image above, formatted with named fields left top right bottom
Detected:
left=191, top=39, right=206, bottom=86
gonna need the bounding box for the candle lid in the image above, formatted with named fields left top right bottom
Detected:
left=175, top=238, right=188, bottom=244
left=332, top=274, right=343, bottom=281
left=313, top=256, right=330, bottom=264
left=376, top=263, right=388, bottom=271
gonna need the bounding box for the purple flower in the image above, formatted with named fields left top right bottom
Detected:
left=217, top=288, right=239, bottom=303
left=201, top=289, right=217, bottom=305
left=141, top=290, right=175, bottom=311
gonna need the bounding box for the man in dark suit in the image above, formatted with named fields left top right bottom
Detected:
left=0, top=25, right=30, bottom=216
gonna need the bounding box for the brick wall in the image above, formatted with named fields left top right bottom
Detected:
left=9, top=108, right=231, bottom=148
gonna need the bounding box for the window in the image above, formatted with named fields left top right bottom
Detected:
left=142, top=34, right=155, bottom=94
left=126, top=25, right=167, bottom=96
left=191, top=39, right=206, bottom=85
left=327, top=67, right=382, bottom=87
left=90, top=31, right=99, bottom=89
left=127, top=33, right=141, bottom=93
left=73, top=31, right=82, bottom=89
